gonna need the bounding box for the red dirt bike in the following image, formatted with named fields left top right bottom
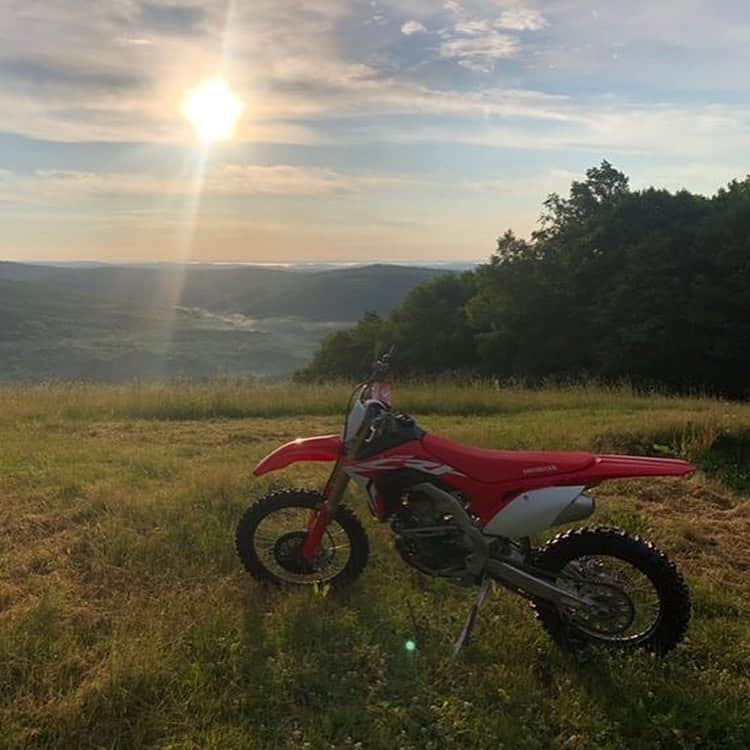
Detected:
left=236, top=351, right=693, bottom=654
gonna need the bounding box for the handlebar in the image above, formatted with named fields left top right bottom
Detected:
left=368, top=345, right=395, bottom=383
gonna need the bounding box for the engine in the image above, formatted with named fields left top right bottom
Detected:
left=390, top=491, right=474, bottom=580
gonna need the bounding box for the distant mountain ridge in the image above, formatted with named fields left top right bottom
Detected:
left=17, top=260, right=477, bottom=272
left=0, top=261, right=449, bottom=321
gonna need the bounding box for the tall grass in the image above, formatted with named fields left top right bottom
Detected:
left=0, top=379, right=741, bottom=422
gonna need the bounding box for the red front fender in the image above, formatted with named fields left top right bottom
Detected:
left=253, top=434, right=343, bottom=476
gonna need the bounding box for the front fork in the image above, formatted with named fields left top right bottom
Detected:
left=302, top=402, right=377, bottom=562
left=302, top=462, right=351, bottom=561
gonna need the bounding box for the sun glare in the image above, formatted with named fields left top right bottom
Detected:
left=182, top=78, right=243, bottom=144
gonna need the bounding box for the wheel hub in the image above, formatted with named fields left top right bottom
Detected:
left=560, top=558, right=637, bottom=637
left=273, top=531, right=334, bottom=576
left=568, top=581, right=636, bottom=636
left=273, top=532, right=315, bottom=574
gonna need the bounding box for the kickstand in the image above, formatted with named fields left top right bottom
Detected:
left=453, top=576, right=492, bottom=656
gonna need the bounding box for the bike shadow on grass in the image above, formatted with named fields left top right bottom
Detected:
left=236, top=568, right=748, bottom=747
left=530, top=643, right=749, bottom=747
left=235, top=576, right=478, bottom=745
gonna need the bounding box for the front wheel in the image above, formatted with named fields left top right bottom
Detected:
left=532, top=527, right=691, bottom=655
left=235, top=489, right=369, bottom=588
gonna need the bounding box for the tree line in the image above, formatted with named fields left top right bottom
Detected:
left=297, top=162, right=750, bottom=398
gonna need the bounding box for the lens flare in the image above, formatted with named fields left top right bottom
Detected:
left=182, top=78, right=243, bottom=143
left=405, top=639, right=417, bottom=652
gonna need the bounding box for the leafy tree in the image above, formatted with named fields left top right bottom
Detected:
left=299, top=163, right=750, bottom=397
left=388, top=273, right=478, bottom=375
left=296, top=312, right=390, bottom=381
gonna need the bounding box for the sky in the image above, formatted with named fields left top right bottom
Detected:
left=1, top=0, right=749, bottom=264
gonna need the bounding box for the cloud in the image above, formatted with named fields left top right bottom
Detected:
left=1, top=164, right=417, bottom=203
left=381, top=101, right=750, bottom=165
left=117, top=37, right=155, bottom=46
left=0, top=0, right=748, bottom=173
left=429, top=4, right=545, bottom=73
left=459, top=168, right=580, bottom=194
left=0, top=58, right=147, bottom=93
left=496, top=8, right=547, bottom=32
left=439, top=31, right=519, bottom=71
left=206, top=164, right=406, bottom=195
left=139, top=2, right=207, bottom=36
left=401, top=20, right=427, bottom=35
left=455, top=19, right=491, bottom=35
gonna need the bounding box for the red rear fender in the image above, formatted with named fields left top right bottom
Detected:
left=576, top=454, right=696, bottom=483
left=253, top=434, right=343, bottom=476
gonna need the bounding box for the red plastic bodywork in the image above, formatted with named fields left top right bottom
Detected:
left=253, top=432, right=696, bottom=525
left=422, top=433, right=595, bottom=483
left=253, top=434, right=342, bottom=476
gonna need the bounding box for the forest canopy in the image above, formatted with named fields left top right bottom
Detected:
left=297, top=162, right=750, bottom=398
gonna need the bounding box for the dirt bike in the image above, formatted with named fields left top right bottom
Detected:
left=236, top=351, right=693, bottom=654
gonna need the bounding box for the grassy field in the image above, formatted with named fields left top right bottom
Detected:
left=2, top=382, right=750, bottom=749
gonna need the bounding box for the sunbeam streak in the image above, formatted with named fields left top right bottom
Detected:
left=153, top=3, right=242, bottom=373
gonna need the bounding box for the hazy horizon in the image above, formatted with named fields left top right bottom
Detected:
left=1, top=258, right=481, bottom=269
left=2, top=1, right=749, bottom=263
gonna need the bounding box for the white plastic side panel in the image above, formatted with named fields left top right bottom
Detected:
left=483, top=485, right=587, bottom=537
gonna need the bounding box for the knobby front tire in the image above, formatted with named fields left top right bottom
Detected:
left=235, top=488, right=369, bottom=589
left=532, top=526, right=691, bottom=655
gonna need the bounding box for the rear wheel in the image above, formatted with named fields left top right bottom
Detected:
left=235, top=489, right=368, bottom=588
left=532, top=527, right=690, bottom=654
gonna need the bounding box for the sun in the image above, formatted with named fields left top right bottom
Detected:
left=182, top=78, right=243, bottom=144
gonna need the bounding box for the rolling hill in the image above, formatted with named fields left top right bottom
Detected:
left=0, top=262, right=447, bottom=321
left=0, top=262, right=448, bottom=381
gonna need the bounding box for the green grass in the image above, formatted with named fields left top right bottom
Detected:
left=0, top=379, right=739, bottom=421
left=2, top=383, right=750, bottom=748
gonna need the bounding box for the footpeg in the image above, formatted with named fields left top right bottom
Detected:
left=453, top=576, right=491, bottom=655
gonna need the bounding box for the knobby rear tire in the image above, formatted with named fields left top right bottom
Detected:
left=532, top=526, right=691, bottom=655
left=235, top=488, right=369, bottom=589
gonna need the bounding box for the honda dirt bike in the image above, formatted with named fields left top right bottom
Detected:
left=236, top=351, right=693, bottom=654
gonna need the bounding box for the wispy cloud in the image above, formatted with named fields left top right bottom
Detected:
left=454, top=19, right=491, bottom=35
left=139, top=2, right=208, bottom=36
left=401, top=20, right=427, bottom=35
left=0, top=57, right=147, bottom=93
left=439, top=31, right=519, bottom=71
left=0, top=164, right=420, bottom=203
left=116, top=37, right=155, bottom=47
left=430, top=3, right=547, bottom=72
left=496, top=8, right=547, bottom=32
left=383, top=101, right=750, bottom=164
